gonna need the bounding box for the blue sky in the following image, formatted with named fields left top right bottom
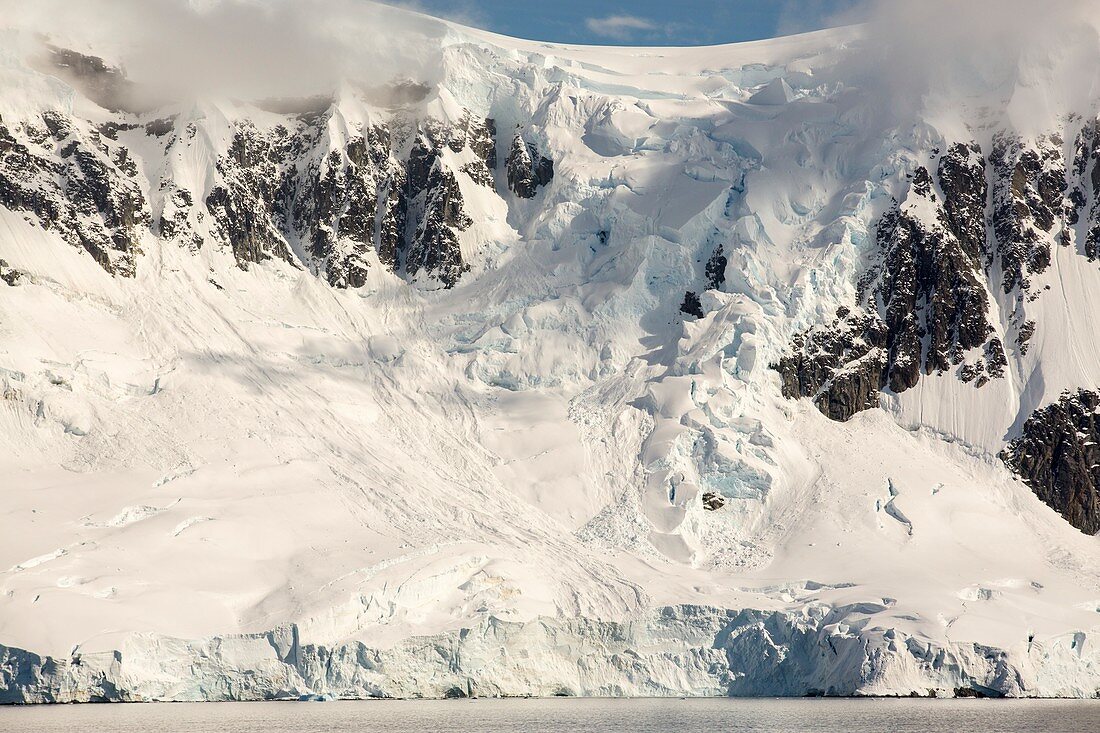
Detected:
left=392, top=1, right=863, bottom=46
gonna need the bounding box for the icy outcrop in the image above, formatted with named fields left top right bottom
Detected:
left=4, top=604, right=1099, bottom=702
left=747, top=78, right=797, bottom=106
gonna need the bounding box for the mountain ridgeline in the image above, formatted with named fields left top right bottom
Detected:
left=0, top=50, right=554, bottom=292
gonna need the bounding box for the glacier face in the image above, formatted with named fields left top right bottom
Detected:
left=5, top=604, right=1100, bottom=702
left=3, top=1, right=1100, bottom=701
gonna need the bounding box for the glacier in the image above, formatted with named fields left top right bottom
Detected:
left=2, top=0, right=1100, bottom=701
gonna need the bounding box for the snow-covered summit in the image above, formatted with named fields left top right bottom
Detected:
left=3, top=0, right=1100, bottom=701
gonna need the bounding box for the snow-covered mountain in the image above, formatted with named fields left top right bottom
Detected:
left=4, top=0, right=1100, bottom=701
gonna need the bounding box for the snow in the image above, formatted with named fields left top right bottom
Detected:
left=2, top=0, right=1100, bottom=700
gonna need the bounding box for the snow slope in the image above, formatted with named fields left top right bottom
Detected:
left=2, top=1, right=1100, bottom=700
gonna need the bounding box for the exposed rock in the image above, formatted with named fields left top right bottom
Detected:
left=0, top=89, right=494, bottom=289
left=680, top=291, right=704, bottom=318
left=0, top=113, right=147, bottom=276
left=773, top=130, right=1090, bottom=421
left=1067, top=119, right=1100, bottom=260
left=506, top=131, right=553, bottom=198
left=293, top=125, right=399, bottom=288
left=775, top=121, right=1100, bottom=423
left=1017, top=320, right=1036, bottom=355
left=402, top=132, right=473, bottom=288
left=705, top=245, right=727, bottom=290
left=457, top=113, right=497, bottom=188
left=775, top=308, right=887, bottom=421
left=157, top=183, right=202, bottom=250
left=194, top=110, right=491, bottom=289
left=701, top=492, right=725, bottom=511
left=144, top=117, right=176, bottom=138
left=0, top=258, right=22, bottom=286
left=874, top=160, right=994, bottom=390
left=1001, top=389, right=1100, bottom=535
left=990, top=133, right=1064, bottom=293
left=205, top=122, right=297, bottom=269
left=37, top=46, right=145, bottom=113
left=938, top=142, right=988, bottom=262
left=777, top=143, right=1000, bottom=418
left=96, top=121, right=138, bottom=142
left=954, top=686, right=1002, bottom=699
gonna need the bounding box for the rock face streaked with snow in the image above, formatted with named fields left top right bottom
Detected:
left=3, top=1, right=1100, bottom=702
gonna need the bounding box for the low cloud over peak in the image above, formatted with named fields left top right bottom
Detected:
left=584, top=14, right=659, bottom=42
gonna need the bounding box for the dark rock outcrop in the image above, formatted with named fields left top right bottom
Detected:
left=776, top=143, right=1002, bottom=418
left=871, top=161, right=994, bottom=391
left=189, top=109, right=494, bottom=288
left=775, top=127, right=1092, bottom=421
left=702, top=492, right=725, bottom=511
left=205, top=122, right=298, bottom=269
left=401, top=125, right=476, bottom=288
left=775, top=308, right=888, bottom=421
left=989, top=133, right=1065, bottom=294
left=0, top=112, right=147, bottom=276
left=506, top=132, right=553, bottom=198
left=1067, top=118, right=1100, bottom=260
left=705, top=245, right=727, bottom=290
left=457, top=114, right=497, bottom=188
left=1001, top=390, right=1100, bottom=535
left=0, top=258, right=22, bottom=286
left=680, top=291, right=704, bottom=318
left=37, top=46, right=145, bottom=114
left=294, top=125, right=400, bottom=288
left=0, top=90, right=493, bottom=289
left=156, top=183, right=202, bottom=250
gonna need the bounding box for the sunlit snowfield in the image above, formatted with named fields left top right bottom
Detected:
left=4, top=699, right=1100, bottom=732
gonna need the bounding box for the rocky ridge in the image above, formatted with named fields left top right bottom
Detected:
left=775, top=120, right=1100, bottom=532
left=505, top=130, right=553, bottom=199
left=0, top=111, right=147, bottom=277
left=772, top=129, right=1100, bottom=410
left=0, top=50, right=526, bottom=290
left=776, top=140, right=1019, bottom=420
left=1002, top=390, right=1100, bottom=535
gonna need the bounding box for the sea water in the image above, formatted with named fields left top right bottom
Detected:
left=4, top=697, right=1100, bottom=733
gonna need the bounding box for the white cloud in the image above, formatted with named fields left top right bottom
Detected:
left=0, top=0, right=455, bottom=100
left=846, top=0, right=1100, bottom=134
left=584, top=14, right=658, bottom=41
